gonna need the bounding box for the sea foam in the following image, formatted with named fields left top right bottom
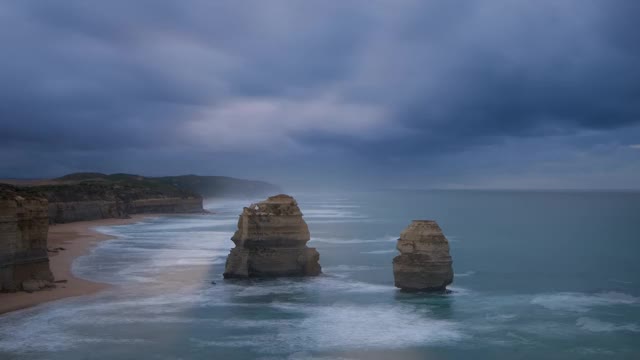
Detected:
left=531, top=291, right=639, bottom=312
left=576, top=317, right=640, bottom=333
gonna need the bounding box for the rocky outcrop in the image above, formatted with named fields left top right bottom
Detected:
left=2, top=172, right=283, bottom=223
left=393, top=220, right=453, bottom=292
left=47, top=197, right=204, bottom=224
left=127, top=198, right=204, bottom=215
left=0, top=185, right=54, bottom=292
left=223, top=194, right=321, bottom=278
left=48, top=200, right=123, bottom=223
left=30, top=179, right=206, bottom=224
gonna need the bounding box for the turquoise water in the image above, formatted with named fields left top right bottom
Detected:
left=1, top=190, right=639, bottom=359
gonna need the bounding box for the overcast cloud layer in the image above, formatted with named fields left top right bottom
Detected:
left=1, top=1, right=639, bottom=189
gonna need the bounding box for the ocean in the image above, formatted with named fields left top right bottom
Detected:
left=0, top=190, right=639, bottom=359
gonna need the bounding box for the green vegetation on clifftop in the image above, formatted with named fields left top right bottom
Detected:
left=2, top=173, right=280, bottom=201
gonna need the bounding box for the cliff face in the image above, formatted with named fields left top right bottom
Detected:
left=0, top=185, right=53, bottom=292
left=127, top=198, right=204, bottom=214
left=1, top=172, right=283, bottom=223
left=223, top=194, right=321, bottom=278
left=47, top=198, right=204, bottom=223
left=393, top=220, right=453, bottom=292
left=48, top=200, right=122, bottom=223
left=26, top=178, right=205, bottom=224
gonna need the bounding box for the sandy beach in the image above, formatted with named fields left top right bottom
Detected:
left=0, top=215, right=152, bottom=315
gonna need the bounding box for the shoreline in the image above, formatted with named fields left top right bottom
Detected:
left=0, top=215, right=153, bottom=315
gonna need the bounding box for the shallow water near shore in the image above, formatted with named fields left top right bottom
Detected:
left=1, top=190, right=639, bottom=359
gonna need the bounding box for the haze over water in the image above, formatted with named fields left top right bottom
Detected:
left=0, top=190, right=639, bottom=359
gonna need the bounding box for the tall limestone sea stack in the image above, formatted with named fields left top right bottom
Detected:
left=393, top=220, right=453, bottom=292
left=0, top=185, right=54, bottom=292
left=223, top=194, right=321, bottom=278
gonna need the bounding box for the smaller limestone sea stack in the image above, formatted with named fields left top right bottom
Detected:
left=223, top=194, right=321, bottom=278
left=393, top=220, right=454, bottom=292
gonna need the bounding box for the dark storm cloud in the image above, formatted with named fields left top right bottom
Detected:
left=0, top=1, right=376, bottom=151
left=347, top=1, right=640, bottom=155
left=0, top=1, right=639, bottom=186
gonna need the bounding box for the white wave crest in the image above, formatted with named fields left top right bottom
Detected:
left=455, top=271, right=476, bottom=277
left=531, top=291, right=639, bottom=312
left=360, top=249, right=396, bottom=254
left=577, top=317, right=640, bottom=332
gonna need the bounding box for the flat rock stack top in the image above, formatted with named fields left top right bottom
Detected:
left=223, top=194, right=321, bottom=278
left=393, top=220, right=454, bottom=292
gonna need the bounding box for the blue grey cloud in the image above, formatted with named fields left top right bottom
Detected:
left=1, top=1, right=639, bottom=188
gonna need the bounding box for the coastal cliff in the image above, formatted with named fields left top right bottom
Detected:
left=393, top=220, right=454, bottom=292
left=0, top=185, right=54, bottom=292
left=48, top=200, right=122, bottom=223
left=223, top=194, right=321, bottom=278
left=10, top=174, right=205, bottom=224
left=1, top=173, right=280, bottom=223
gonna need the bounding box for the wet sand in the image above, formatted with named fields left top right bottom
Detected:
left=0, top=215, right=153, bottom=315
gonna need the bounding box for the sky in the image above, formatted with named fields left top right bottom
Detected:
left=1, top=1, right=639, bottom=190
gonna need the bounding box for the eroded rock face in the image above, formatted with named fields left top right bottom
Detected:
left=48, top=200, right=123, bottom=223
left=48, top=197, right=204, bottom=224
left=393, top=220, right=453, bottom=291
left=0, top=185, right=54, bottom=292
left=223, top=194, right=321, bottom=278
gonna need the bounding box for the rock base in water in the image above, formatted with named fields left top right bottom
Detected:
left=393, top=220, right=453, bottom=292
left=223, top=194, right=321, bottom=278
left=224, top=247, right=321, bottom=278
